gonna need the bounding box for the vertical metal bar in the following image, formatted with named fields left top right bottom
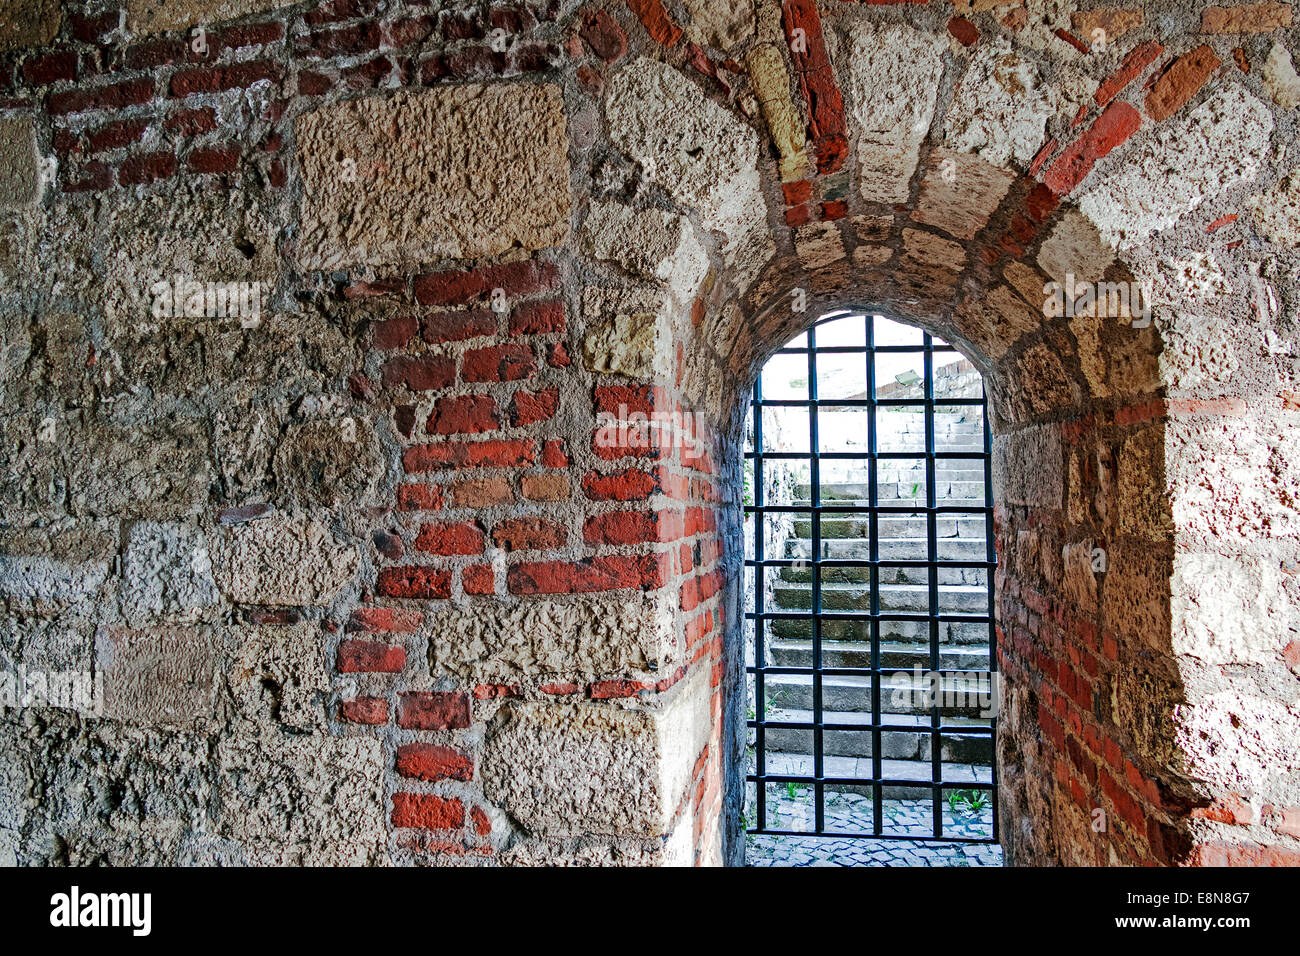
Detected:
left=753, top=376, right=766, bottom=832
left=983, top=378, right=999, bottom=845
left=807, top=323, right=824, bottom=834
left=924, top=336, right=942, bottom=839
left=866, top=313, right=883, bottom=837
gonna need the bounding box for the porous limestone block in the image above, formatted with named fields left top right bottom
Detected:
left=605, top=58, right=772, bottom=286
left=1077, top=87, right=1273, bottom=250
left=1175, top=692, right=1300, bottom=808
left=581, top=200, right=708, bottom=304
left=296, top=85, right=571, bottom=268
left=227, top=622, right=330, bottom=732
left=481, top=666, right=713, bottom=838
left=213, top=514, right=358, bottom=606
left=944, top=39, right=1057, bottom=168
left=273, top=416, right=382, bottom=509
left=127, top=0, right=296, bottom=32
left=682, top=0, right=755, bottom=51
left=1261, top=42, right=1300, bottom=108
left=911, top=148, right=1016, bottom=240
left=581, top=285, right=674, bottom=379
left=841, top=21, right=946, bottom=203
left=1037, top=209, right=1115, bottom=287
left=96, top=626, right=219, bottom=728
left=993, top=423, right=1063, bottom=508
left=218, top=731, right=387, bottom=865
left=427, top=593, right=679, bottom=681
left=1248, top=172, right=1300, bottom=247
left=0, top=0, right=60, bottom=50
left=1117, top=426, right=1171, bottom=542
left=746, top=43, right=809, bottom=183
left=120, top=522, right=219, bottom=618
left=0, top=118, right=39, bottom=207
left=1172, top=550, right=1300, bottom=666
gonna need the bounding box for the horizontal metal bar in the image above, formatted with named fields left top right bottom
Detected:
left=746, top=828, right=997, bottom=845
left=746, top=664, right=995, bottom=678
left=744, top=450, right=987, bottom=460
left=744, top=504, right=991, bottom=514
left=748, top=773, right=994, bottom=790
left=756, top=398, right=986, bottom=408
left=748, top=719, right=993, bottom=734
left=743, top=558, right=996, bottom=569
left=746, top=611, right=993, bottom=624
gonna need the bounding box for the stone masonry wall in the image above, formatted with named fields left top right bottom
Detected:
left=0, top=0, right=1298, bottom=866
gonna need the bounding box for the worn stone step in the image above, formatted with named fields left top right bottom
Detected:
left=766, top=639, right=991, bottom=670
left=750, top=752, right=993, bottom=799
left=768, top=616, right=991, bottom=645
left=756, top=709, right=994, bottom=763
left=777, top=547, right=988, bottom=586
left=758, top=673, right=994, bottom=718
left=773, top=581, right=987, bottom=613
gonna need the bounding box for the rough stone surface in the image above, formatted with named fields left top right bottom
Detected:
left=1248, top=172, right=1300, bottom=247
left=127, top=0, right=294, bottom=32
left=120, top=522, right=219, bottom=618
left=0, top=119, right=39, bottom=208
left=427, top=595, right=678, bottom=680
left=748, top=43, right=810, bottom=183
left=581, top=285, right=672, bottom=379
left=911, top=148, right=1016, bottom=240
left=481, top=666, right=710, bottom=837
left=0, top=0, right=60, bottom=50
left=97, top=626, right=219, bottom=729
left=841, top=22, right=946, bottom=203
left=213, top=515, right=358, bottom=607
left=296, top=85, right=571, bottom=268
left=1078, top=87, right=1274, bottom=249
left=944, top=39, right=1057, bottom=168
left=582, top=201, right=708, bottom=304
left=993, top=424, right=1063, bottom=508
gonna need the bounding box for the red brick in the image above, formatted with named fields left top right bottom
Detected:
left=491, top=517, right=567, bottom=551
left=462, top=564, right=495, bottom=595
left=396, top=691, right=471, bottom=730
left=374, top=314, right=419, bottom=349
left=187, top=145, right=241, bottom=174
left=547, top=342, right=570, bottom=368
left=540, top=682, right=580, bottom=695
left=1095, top=40, right=1164, bottom=106
left=462, top=343, right=536, bottom=383
left=947, top=16, right=978, bottom=46
left=784, top=204, right=811, bottom=228
left=583, top=468, right=661, bottom=501
left=1200, top=3, right=1292, bottom=33
left=579, top=8, right=627, bottom=62
left=542, top=439, right=568, bottom=468
left=781, top=179, right=813, bottom=204
left=337, top=639, right=406, bottom=673
left=1146, top=45, right=1220, bottom=122
left=164, top=107, right=217, bottom=136
left=348, top=606, right=423, bottom=633
left=781, top=0, right=848, bottom=174
left=396, top=483, right=444, bottom=512
left=583, top=510, right=673, bottom=545
left=413, top=521, right=484, bottom=555
left=422, top=310, right=497, bottom=343
left=376, top=566, right=452, bottom=599
left=520, top=473, right=569, bottom=501
left=296, top=21, right=384, bottom=58
left=507, top=554, right=670, bottom=594
left=510, top=388, right=558, bottom=427
left=338, top=696, right=388, bottom=724
left=297, top=70, right=333, bottom=96
left=169, top=61, right=280, bottom=98
left=396, top=743, right=473, bottom=782
left=392, top=792, right=465, bottom=829
left=821, top=199, right=848, bottom=221
left=23, top=50, right=78, bottom=86
left=381, top=354, right=456, bottom=391
left=428, top=394, right=499, bottom=435
left=589, top=678, right=651, bottom=699
left=413, top=259, right=559, bottom=306
left=470, top=806, right=491, bottom=836
left=62, top=161, right=114, bottom=193
left=86, top=119, right=148, bottom=154
left=594, top=384, right=662, bottom=416
left=450, top=476, right=514, bottom=507
left=403, top=439, right=536, bottom=472
left=119, top=151, right=177, bottom=186
left=49, top=79, right=154, bottom=116
left=1042, top=101, right=1141, bottom=196
left=509, top=299, right=565, bottom=335
left=626, top=0, right=683, bottom=45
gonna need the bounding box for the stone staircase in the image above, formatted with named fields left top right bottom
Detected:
left=752, top=411, right=995, bottom=798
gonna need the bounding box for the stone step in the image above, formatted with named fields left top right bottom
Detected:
left=772, top=581, right=987, bottom=613
left=777, top=545, right=988, bottom=586
left=757, top=672, right=994, bottom=718
left=768, top=616, right=990, bottom=644
left=792, top=509, right=985, bottom=537
left=766, top=639, right=991, bottom=670
left=756, top=709, right=994, bottom=764
left=750, top=751, right=993, bottom=800
left=796, top=481, right=983, bottom=500
left=793, top=481, right=985, bottom=503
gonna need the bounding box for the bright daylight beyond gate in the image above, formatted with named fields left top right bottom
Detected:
left=744, top=311, right=1001, bottom=867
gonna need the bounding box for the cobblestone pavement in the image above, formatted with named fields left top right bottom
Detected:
left=745, top=790, right=1003, bottom=867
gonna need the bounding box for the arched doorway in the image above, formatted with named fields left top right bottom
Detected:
left=742, top=310, right=999, bottom=866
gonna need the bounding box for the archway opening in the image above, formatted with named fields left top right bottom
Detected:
left=739, top=309, right=1000, bottom=867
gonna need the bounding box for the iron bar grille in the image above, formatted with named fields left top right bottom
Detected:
left=743, top=310, right=998, bottom=843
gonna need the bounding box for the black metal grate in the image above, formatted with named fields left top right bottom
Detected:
left=743, top=310, right=998, bottom=843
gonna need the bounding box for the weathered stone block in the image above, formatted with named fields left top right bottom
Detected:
left=581, top=201, right=707, bottom=304
left=1173, top=550, right=1300, bottom=666
left=273, top=417, right=382, bottom=509
left=1248, top=172, right=1300, bottom=247
left=911, top=148, right=1015, bottom=240
left=747, top=43, right=809, bottom=183
left=70, top=421, right=213, bottom=519
left=1078, top=87, right=1273, bottom=249
left=127, top=0, right=295, bottom=33
left=296, top=85, right=571, bottom=268
left=993, top=424, right=1063, bottom=508
left=427, top=594, right=678, bottom=681
left=213, top=515, right=358, bottom=606
left=227, top=623, right=329, bottom=731
left=0, top=0, right=60, bottom=51
left=944, top=39, right=1056, bottom=168
left=1117, top=426, right=1171, bottom=541
left=121, top=522, right=219, bottom=618
left=0, top=118, right=38, bottom=208
left=96, top=626, right=219, bottom=728
left=581, top=286, right=672, bottom=379
left=841, top=21, right=945, bottom=203
left=1036, top=209, right=1114, bottom=287
left=481, top=666, right=711, bottom=837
